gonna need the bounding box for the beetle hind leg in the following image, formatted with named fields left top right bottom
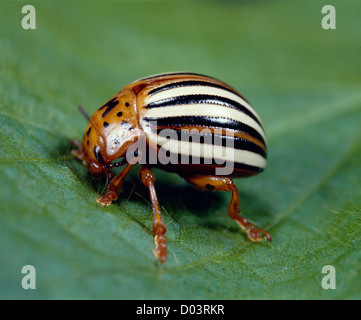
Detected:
left=181, top=175, right=271, bottom=243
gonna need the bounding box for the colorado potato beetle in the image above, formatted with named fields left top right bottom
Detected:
left=72, top=72, right=271, bottom=263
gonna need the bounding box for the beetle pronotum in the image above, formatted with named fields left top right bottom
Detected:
left=72, top=72, right=271, bottom=263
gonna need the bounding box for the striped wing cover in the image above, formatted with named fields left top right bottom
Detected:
left=136, top=73, right=267, bottom=177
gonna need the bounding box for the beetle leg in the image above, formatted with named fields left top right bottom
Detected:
left=70, top=139, right=85, bottom=161
left=139, top=166, right=167, bottom=263
left=181, top=175, right=271, bottom=242
left=97, top=163, right=133, bottom=206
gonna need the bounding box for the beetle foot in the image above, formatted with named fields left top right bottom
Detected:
left=246, top=226, right=272, bottom=242
left=96, top=191, right=118, bottom=206
left=154, top=234, right=167, bottom=263
left=235, top=217, right=272, bottom=242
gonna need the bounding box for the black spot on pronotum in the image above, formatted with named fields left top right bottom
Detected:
left=121, top=121, right=128, bottom=126
left=86, top=126, right=92, bottom=136
left=125, top=102, right=130, bottom=107
left=98, top=97, right=119, bottom=118
left=103, top=121, right=109, bottom=128
left=117, top=111, right=123, bottom=117
left=206, top=184, right=215, bottom=191
left=94, top=146, right=105, bottom=164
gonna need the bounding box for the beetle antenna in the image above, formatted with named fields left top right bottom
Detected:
left=105, top=158, right=128, bottom=169
left=78, top=105, right=90, bottom=121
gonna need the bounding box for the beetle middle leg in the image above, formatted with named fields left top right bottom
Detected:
left=180, top=174, right=271, bottom=242
left=139, top=166, right=167, bottom=263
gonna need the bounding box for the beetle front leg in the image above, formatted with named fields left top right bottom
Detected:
left=70, top=140, right=85, bottom=162
left=139, top=166, right=167, bottom=263
left=97, top=163, right=133, bottom=206
left=181, top=175, right=271, bottom=242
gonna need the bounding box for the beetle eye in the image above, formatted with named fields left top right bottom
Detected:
left=94, top=146, right=105, bottom=164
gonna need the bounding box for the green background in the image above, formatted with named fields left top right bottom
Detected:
left=1, top=0, right=360, bottom=299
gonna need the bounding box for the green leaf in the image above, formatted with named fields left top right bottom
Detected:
left=1, top=0, right=360, bottom=299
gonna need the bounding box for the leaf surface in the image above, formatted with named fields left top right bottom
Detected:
left=1, top=0, right=360, bottom=299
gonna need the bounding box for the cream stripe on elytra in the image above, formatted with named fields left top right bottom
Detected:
left=142, top=104, right=266, bottom=142
left=145, top=85, right=262, bottom=124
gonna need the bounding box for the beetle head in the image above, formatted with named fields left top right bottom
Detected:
left=80, top=91, right=140, bottom=176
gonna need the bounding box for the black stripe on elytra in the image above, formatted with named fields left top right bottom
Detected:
left=94, top=146, right=105, bottom=164
left=155, top=147, right=263, bottom=173
left=148, top=80, right=239, bottom=98
left=98, top=97, right=119, bottom=118
left=234, top=162, right=263, bottom=173
left=144, top=115, right=266, bottom=147
left=156, top=128, right=266, bottom=158
left=145, top=94, right=261, bottom=127
left=137, top=72, right=219, bottom=82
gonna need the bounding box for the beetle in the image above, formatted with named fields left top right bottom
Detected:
left=72, top=72, right=271, bottom=263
